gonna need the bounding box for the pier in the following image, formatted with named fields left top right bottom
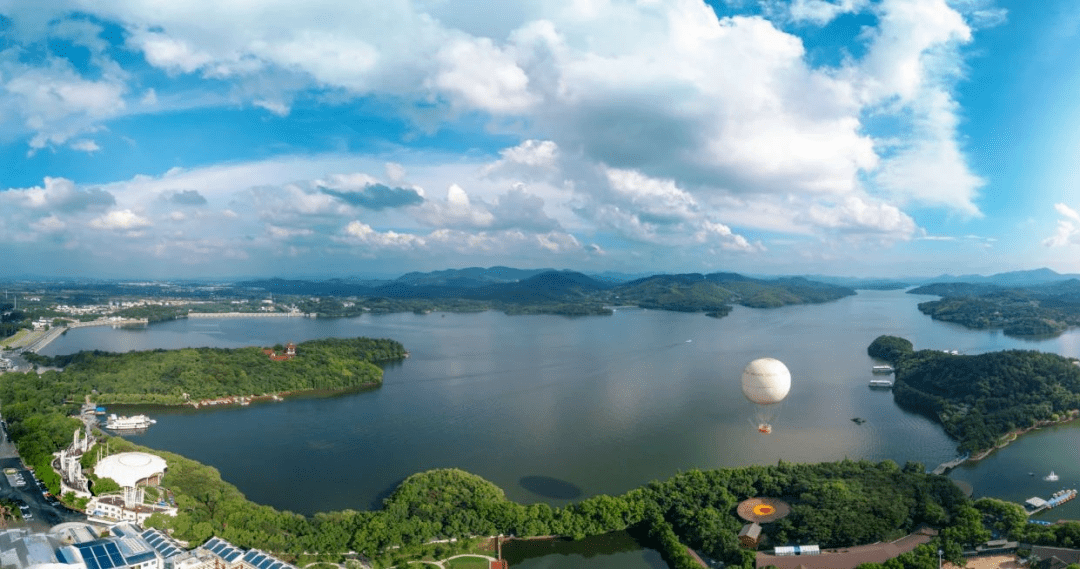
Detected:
left=931, top=453, right=970, bottom=475
left=1025, top=489, right=1078, bottom=516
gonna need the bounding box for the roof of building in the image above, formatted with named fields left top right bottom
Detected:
left=94, top=452, right=167, bottom=487
left=141, top=527, right=184, bottom=559
left=0, top=528, right=61, bottom=569
left=740, top=523, right=762, bottom=539
left=200, top=537, right=297, bottom=569
left=49, top=522, right=101, bottom=545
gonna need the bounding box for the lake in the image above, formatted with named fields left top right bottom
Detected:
left=39, top=289, right=1080, bottom=563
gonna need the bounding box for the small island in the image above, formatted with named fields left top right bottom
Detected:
left=868, top=335, right=1080, bottom=454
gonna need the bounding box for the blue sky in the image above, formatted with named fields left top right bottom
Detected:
left=1, top=0, right=1078, bottom=279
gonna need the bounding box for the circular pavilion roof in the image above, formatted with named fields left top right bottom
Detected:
left=94, top=452, right=167, bottom=487
left=737, top=497, right=791, bottom=523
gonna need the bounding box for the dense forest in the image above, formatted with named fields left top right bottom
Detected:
left=910, top=281, right=1080, bottom=337
left=868, top=335, right=1080, bottom=452
left=21, top=337, right=406, bottom=404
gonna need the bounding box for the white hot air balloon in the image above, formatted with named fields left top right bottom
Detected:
left=741, top=358, right=791, bottom=434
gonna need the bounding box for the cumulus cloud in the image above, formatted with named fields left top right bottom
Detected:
left=0, top=0, right=1005, bottom=272
left=6, top=2, right=988, bottom=210
left=3, top=177, right=115, bottom=212
left=90, top=209, right=152, bottom=231
left=342, top=221, right=425, bottom=249
left=1044, top=203, right=1080, bottom=247
left=802, top=195, right=918, bottom=239
left=315, top=174, right=425, bottom=211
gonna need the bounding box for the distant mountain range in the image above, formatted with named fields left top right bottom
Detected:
left=237, top=268, right=857, bottom=316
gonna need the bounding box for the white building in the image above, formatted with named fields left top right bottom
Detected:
left=88, top=452, right=176, bottom=524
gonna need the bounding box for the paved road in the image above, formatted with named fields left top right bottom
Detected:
left=0, top=417, right=85, bottom=528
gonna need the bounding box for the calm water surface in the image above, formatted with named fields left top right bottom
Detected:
left=41, top=290, right=1080, bottom=544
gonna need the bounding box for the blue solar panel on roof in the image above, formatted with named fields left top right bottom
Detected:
left=106, top=542, right=125, bottom=567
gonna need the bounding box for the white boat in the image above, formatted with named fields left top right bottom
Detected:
left=869, top=378, right=894, bottom=388
left=105, top=414, right=156, bottom=430
left=1045, top=471, right=1060, bottom=482
left=872, top=365, right=894, bottom=374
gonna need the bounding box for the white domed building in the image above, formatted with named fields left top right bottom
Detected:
left=87, top=452, right=176, bottom=524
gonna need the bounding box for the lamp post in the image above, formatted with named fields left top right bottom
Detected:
left=938, top=548, right=943, bottom=569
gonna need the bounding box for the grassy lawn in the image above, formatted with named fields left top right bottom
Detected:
left=445, top=557, right=490, bottom=569
left=1, top=328, right=28, bottom=348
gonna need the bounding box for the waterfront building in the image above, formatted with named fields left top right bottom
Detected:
left=87, top=452, right=176, bottom=524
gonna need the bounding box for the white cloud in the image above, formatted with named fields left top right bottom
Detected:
left=90, top=209, right=152, bottom=231
left=70, top=139, right=102, bottom=153
left=1044, top=203, right=1080, bottom=247
left=6, top=1, right=990, bottom=218
left=787, top=0, right=869, bottom=25
left=343, top=221, right=425, bottom=249
left=431, top=36, right=535, bottom=113
left=413, top=184, right=496, bottom=228
left=859, top=0, right=985, bottom=216
left=253, top=99, right=290, bottom=116
left=1055, top=203, right=1080, bottom=223
left=127, top=30, right=215, bottom=74
left=803, top=195, right=918, bottom=239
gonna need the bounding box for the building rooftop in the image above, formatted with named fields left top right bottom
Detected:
left=94, top=452, right=167, bottom=488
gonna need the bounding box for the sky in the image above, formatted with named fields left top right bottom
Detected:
left=1, top=0, right=1079, bottom=280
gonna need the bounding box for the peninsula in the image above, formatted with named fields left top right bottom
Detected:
left=20, top=336, right=407, bottom=405
left=868, top=335, right=1080, bottom=454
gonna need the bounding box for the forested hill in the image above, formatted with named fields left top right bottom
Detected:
left=908, top=279, right=1080, bottom=337
left=240, top=269, right=855, bottom=317
left=868, top=335, right=1080, bottom=453
left=21, top=337, right=407, bottom=405
left=610, top=273, right=855, bottom=312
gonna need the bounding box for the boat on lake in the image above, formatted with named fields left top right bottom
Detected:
left=104, top=414, right=156, bottom=430
left=869, top=378, right=894, bottom=388
left=872, top=365, right=894, bottom=374
left=1045, top=471, right=1059, bottom=482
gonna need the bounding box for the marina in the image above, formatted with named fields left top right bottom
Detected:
left=1025, top=489, right=1078, bottom=515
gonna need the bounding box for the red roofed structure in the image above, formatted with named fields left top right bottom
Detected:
left=264, top=342, right=297, bottom=361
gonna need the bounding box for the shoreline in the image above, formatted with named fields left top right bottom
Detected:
left=17, top=313, right=308, bottom=354
left=187, top=311, right=310, bottom=318
left=932, top=411, right=1080, bottom=475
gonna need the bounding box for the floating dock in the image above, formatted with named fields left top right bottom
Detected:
left=1025, top=489, right=1077, bottom=515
